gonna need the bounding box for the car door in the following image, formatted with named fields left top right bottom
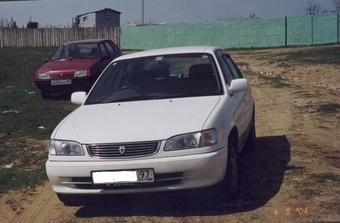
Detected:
left=94, top=42, right=112, bottom=73
left=216, top=51, right=252, bottom=149
left=226, top=56, right=253, bottom=142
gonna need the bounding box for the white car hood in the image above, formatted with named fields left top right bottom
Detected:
left=53, top=96, right=221, bottom=144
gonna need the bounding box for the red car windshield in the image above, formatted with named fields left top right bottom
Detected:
left=51, top=43, right=99, bottom=60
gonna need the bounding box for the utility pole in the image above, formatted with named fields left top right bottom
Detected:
left=142, top=0, right=144, bottom=25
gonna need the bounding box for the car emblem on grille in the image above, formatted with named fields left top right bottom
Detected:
left=119, top=146, right=126, bottom=155
left=60, top=73, right=63, bottom=77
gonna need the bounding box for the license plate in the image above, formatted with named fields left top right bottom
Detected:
left=92, top=169, right=154, bottom=184
left=51, top=79, right=71, bottom=86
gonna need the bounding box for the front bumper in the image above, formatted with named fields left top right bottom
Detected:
left=46, top=146, right=228, bottom=195
left=35, top=77, right=94, bottom=94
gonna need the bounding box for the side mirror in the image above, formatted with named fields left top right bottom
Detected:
left=44, top=58, right=49, bottom=63
left=71, top=92, right=87, bottom=105
left=229, top=79, right=249, bottom=95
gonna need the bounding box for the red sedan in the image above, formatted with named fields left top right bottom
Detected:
left=34, top=39, right=122, bottom=99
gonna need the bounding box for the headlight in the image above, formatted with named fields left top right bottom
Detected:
left=164, top=129, right=217, bottom=151
left=49, top=140, right=85, bottom=156
left=74, top=70, right=87, bottom=77
left=37, top=72, right=50, bottom=79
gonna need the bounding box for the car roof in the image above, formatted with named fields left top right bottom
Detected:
left=116, top=46, right=224, bottom=61
left=62, top=39, right=110, bottom=45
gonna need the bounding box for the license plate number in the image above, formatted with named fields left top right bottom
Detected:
left=92, top=169, right=154, bottom=184
left=51, top=79, right=71, bottom=85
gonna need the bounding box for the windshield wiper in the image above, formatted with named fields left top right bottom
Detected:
left=175, top=91, right=207, bottom=97
left=101, top=95, right=158, bottom=103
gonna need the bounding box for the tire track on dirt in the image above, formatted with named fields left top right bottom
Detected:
left=10, top=183, right=76, bottom=223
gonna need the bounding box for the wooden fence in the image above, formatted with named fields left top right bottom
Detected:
left=0, top=27, right=121, bottom=48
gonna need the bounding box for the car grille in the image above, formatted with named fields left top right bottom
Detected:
left=50, top=72, right=74, bottom=79
left=87, top=141, right=160, bottom=158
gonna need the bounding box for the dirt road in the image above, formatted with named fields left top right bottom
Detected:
left=1, top=45, right=339, bottom=223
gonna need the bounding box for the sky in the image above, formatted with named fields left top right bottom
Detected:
left=0, top=0, right=335, bottom=28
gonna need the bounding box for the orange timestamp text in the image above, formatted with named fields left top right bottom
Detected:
left=274, top=208, right=308, bottom=216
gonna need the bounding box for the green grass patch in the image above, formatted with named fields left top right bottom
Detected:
left=275, top=47, right=340, bottom=66
left=0, top=47, right=55, bottom=89
left=294, top=172, right=340, bottom=200
left=292, top=90, right=318, bottom=98
left=302, top=103, right=340, bottom=115
left=258, top=75, right=291, bottom=88
left=0, top=47, right=77, bottom=196
left=230, top=45, right=340, bottom=67
left=318, top=103, right=340, bottom=114
left=310, top=172, right=340, bottom=183
left=0, top=166, right=47, bottom=194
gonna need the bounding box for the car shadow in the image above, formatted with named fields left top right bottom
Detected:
left=47, top=93, right=72, bottom=101
left=75, top=135, right=291, bottom=218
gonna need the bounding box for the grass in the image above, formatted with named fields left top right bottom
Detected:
left=310, top=172, right=340, bottom=183
left=275, top=47, right=340, bottom=66
left=292, top=90, right=318, bottom=99
left=0, top=47, right=77, bottom=196
left=230, top=44, right=340, bottom=67
left=236, top=46, right=340, bottom=67
left=292, top=170, right=340, bottom=200
left=318, top=103, right=340, bottom=114
left=301, top=102, right=340, bottom=114
left=257, top=75, right=291, bottom=88
left=243, top=67, right=292, bottom=89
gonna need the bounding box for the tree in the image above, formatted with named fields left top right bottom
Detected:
left=332, top=0, right=340, bottom=12
left=217, top=12, right=259, bottom=21
left=0, top=17, right=17, bottom=28
left=304, top=0, right=328, bottom=15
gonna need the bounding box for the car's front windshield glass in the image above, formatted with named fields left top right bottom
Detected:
left=51, top=43, right=99, bottom=60
left=85, top=53, right=223, bottom=105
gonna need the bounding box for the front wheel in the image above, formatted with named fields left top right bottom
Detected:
left=223, top=137, right=240, bottom=200
left=41, top=90, right=51, bottom=100
left=210, top=137, right=240, bottom=201
left=245, top=112, right=257, bottom=152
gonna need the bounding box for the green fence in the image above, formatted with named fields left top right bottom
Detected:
left=0, top=13, right=337, bottom=49
left=121, top=13, right=339, bottom=50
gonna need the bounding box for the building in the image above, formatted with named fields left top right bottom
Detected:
left=73, top=8, right=121, bottom=28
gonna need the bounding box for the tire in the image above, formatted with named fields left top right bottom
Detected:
left=245, top=112, right=257, bottom=152
left=209, top=137, right=239, bottom=201
left=223, top=136, right=240, bottom=200
left=41, top=91, right=51, bottom=100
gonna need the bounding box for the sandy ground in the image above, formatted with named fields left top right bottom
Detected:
left=0, top=45, right=339, bottom=223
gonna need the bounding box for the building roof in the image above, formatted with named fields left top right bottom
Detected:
left=76, top=8, right=121, bottom=17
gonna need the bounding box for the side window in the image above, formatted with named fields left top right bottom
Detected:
left=216, top=51, right=234, bottom=86
left=100, top=44, right=109, bottom=57
left=225, top=58, right=243, bottom=79
left=104, top=42, right=115, bottom=55
left=230, top=58, right=244, bottom=78
left=110, top=42, right=120, bottom=53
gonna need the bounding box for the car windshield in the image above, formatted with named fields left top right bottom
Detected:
left=85, top=53, right=223, bottom=104
left=51, top=43, right=99, bottom=60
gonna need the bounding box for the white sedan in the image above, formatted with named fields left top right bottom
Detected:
left=46, top=46, right=256, bottom=205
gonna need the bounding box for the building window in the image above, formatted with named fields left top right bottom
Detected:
left=104, top=12, right=111, bottom=20
left=83, top=16, right=87, bottom=22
